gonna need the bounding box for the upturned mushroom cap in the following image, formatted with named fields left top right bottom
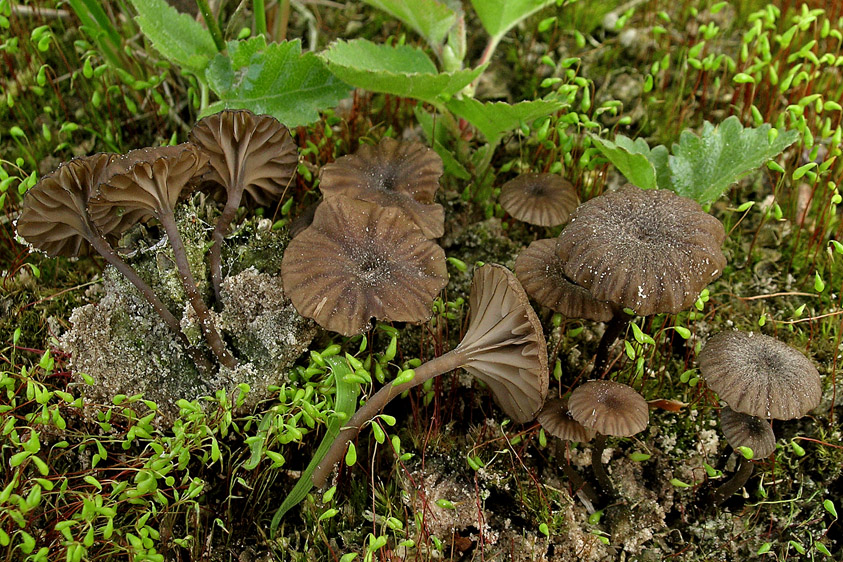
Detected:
left=281, top=196, right=448, bottom=336
left=17, top=153, right=120, bottom=257
left=455, top=264, right=548, bottom=423
left=699, top=331, right=822, bottom=420
left=515, top=238, right=615, bottom=322
left=189, top=109, right=297, bottom=207
left=499, top=173, right=579, bottom=227
left=719, top=406, right=776, bottom=459
left=567, top=380, right=649, bottom=437
left=90, top=144, right=208, bottom=230
left=537, top=397, right=595, bottom=442
left=318, top=138, right=445, bottom=238
left=556, top=184, right=726, bottom=316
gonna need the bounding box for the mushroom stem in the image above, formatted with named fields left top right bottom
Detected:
left=157, top=207, right=237, bottom=370
left=209, top=195, right=241, bottom=305
left=87, top=234, right=213, bottom=374
left=590, top=433, right=616, bottom=499
left=712, top=456, right=754, bottom=506
left=593, top=311, right=633, bottom=377
left=312, top=349, right=466, bottom=488
left=556, top=447, right=600, bottom=509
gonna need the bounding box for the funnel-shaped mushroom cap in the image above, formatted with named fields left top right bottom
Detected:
left=537, top=397, right=595, bottom=442
left=567, top=380, right=648, bottom=437
left=515, top=238, right=615, bottom=322
left=90, top=144, right=208, bottom=230
left=499, top=173, right=578, bottom=227
left=319, top=138, right=445, bottom=238
left=189, top=109, right=297, bottom=207
left=699, top=331, right=821, bottom=420
left=557, top=184, right=726, bottom=316
left=281, top=196, right=448, bottom=336
left=719, top=406, right=776, bottom=459
left=17, top=153, right=119, bottom=257
left=455, top=264, right=548, bottom=423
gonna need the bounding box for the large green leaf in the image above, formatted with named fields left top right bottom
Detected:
left=446, top=97, right=566, bottom=146
left=588, top=134, right=660, bottom=190
left=470, top=0, right=556, bottom=41
left=363, top=0, right=457, bottom=47
left=320, top=39, right=484, bottom=104
left=667, top=116, right=800, bottom=205
left=204, top=37, right=350, bottom=128
left=130, top=0, right=217, bottom=79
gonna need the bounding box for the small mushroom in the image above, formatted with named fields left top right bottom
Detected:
left=92, top=143, right=237, bottom=369
left=699, top=330, right=821, bottom=420
left=311, top=264, right=548, bottom=488
left=189, top=109, right=298, bottom=303
left=499, top=173, right=579, bottom=227
left=318, top=138, right=445, bottom=238
left=712, top=406, right=777, bottom=506
left=281, top=196, right=448, bottom=336
left=567, top=380, right=648, bottom=497
left=515, top=238, right=615, bottom=322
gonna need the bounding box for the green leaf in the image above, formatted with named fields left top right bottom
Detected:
left=588, top=133, right=663, bottom=190
left=363, top=0, right=457, bottom=47
left=470, top=0, right=556, bottom=41
left=205, top=37, right=350, bottom=127
left=667, top=116, right=800, bottom=205
left=321, top=39, right=484, bottom=104
left=130, top=0, right=217, bottom=80
left=446, top=97, right=566, bottom=146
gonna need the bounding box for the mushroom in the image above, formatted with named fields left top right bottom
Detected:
left=515, top=238, right=615, bottom=322
left=556, top=184, right=727, bottom=376
left=16, top=153, right=210, bottom=371
left=567, top=380, right=648, bottom=497
left=698, top=330, right=822, bottom=420
left=189, top=109, right=298, bottom=303
left=318, top=138, right=445, bottom=238
left=499, top=173, right=579, bottom=227
left=91, top=143, right=237, bottom=369
left=281, top=196, right=448, bottom=336
left=311, top=264, right=548, bottom=487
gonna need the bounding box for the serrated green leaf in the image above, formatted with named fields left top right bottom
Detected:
left=588, top=134, right=661, bottom=189
left=470, top=0, right=556, bottom=41
left=205, top=37, right=350, bottom=127
left=363, top=0, right=457, bottom=47
left=668, top=116, right=800, bottom=205
left=446, top=97, right=566, bottom=146
left=130, top=0, right=217, bottom=79
left=321, top=39, right=484, bottom=104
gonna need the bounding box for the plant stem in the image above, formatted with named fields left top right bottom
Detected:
left=195, top=0, right=225, bottom=52
left=275, top=0, right=290, bottom=41
left=253, top=0, right=266, bottom=36
left=712, top=457, right=754, bottom=506
left=311, top=350, right=465, bottom=488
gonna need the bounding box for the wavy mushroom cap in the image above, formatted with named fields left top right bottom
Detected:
left=91, top=144, right=208, bottom=230
left=537, top=397, right=595, bottom=442
left=556, top=184, right=726, bottom=316
left=699, top=331, right=821, bottom=420
left=189, top=109, right=297, bottom=207
left=17, top=153, right=118, bottom=257
left=456, top=264, right=548, bottom=424
left=567, top=380, right=649, bottom=437
left=515, top=238, right=615, bottom=322
left=318, top=138, right=445, bottom=238
left=499, top=173, right=579, bottom=227
left=719, top=406, right=776, bottom=459
left=281, top=196, right=448, bottom=336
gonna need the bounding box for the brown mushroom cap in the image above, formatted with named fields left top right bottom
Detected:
left=189, top=109, right=297, bottom=207
left=499, top=173, right=579, bottom=227
left=699, top=331, right=822, bottom=420
left=537, top=397, right=595, bottom=442
left=719, top=406, right=776, bottom=459
left=515, top=238, right=615, bottom=322
left=556, top=184, right=726, bottom=316
left=318, top=138, right=445, bottom=238
left=281, top=196, right=448, bottom=336
left=90, top=144, right=208, bottom=230
left=567, top=380, right=649, bottom=437
left=456, top=264, right=548, bottom=423
left=17, top=153, right=119, bottom=257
